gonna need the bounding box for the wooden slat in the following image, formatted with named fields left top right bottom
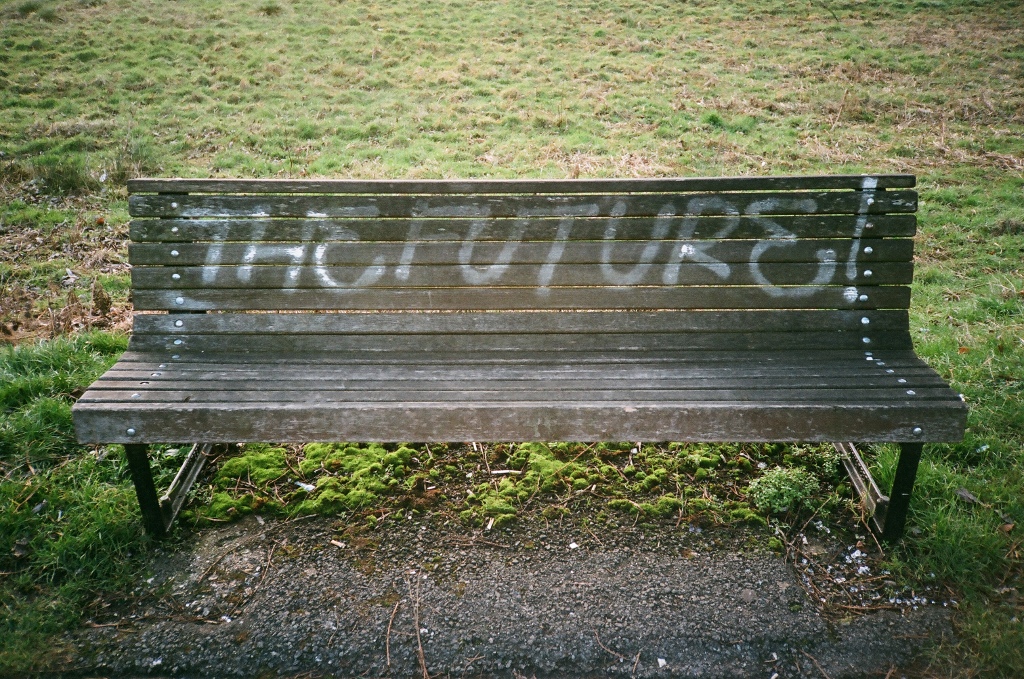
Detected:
left=130, top=310, right=911, bottom=335
left=131, top=262, right=913, bottom=289
left=99, top=354, right=942, bottom=378
left=125, top=330, right=914, bottom=353
left=128, top=238, right=912, bottom=266
left=112, top=348, right=933, bottom=369
left=127, top=175, right=917, bottom=194
left=131, top=285, right=912, bottom=311
left=92, top=368, right=946, bottom=391
left=128, top=190, right=917, bottom=219
left=79, top=386, right=959, bottom=404
left=128, top=214, right=918, bottom=243
left=72, top=401, right=967, bottom=444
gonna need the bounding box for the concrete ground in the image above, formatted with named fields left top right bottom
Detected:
left=68, top=516, right=952, bottom=678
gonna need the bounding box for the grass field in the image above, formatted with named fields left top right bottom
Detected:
left=1, top=0, right=1022, bottom=674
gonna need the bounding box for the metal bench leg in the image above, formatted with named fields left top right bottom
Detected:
left=881, top=442, right=924, bottom=543
left=124, top=444, right=167, bottom=539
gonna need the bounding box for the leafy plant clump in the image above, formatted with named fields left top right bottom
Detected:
left=747, top=466, right=821, bottom=514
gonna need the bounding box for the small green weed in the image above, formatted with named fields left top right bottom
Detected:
left=747, top=466, right=820, bottom=514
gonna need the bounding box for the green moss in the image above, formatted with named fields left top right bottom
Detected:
left=214, top=444, right=287, bottom=487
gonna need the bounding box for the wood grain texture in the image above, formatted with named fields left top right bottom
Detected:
left=125, top=330, right=914, bottom=353
left=131, top=285, right=911, bottom=311
left=128, top=214, right=918, bottom=243
left=73, top=401, right=966, bottom=444
left=128, top=190, right=917, bottom=219
left=130, top=309, right=911, bottom=335
left=128, top=174, right=917, bottom=194
left=128, top=238, right=912, bottom=266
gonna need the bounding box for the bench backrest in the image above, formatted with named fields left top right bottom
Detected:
left=126, top=175, right=917, bottom=355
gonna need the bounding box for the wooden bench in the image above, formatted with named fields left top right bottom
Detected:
left=72, top=175, right=967, bottom=540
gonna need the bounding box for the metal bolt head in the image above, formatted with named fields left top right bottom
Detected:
left=858, top=294, right=869, bottom=302
left=864, top=269, right=873, bottom=277
left=173, top=339, right=183, bottom=345
left=171, top=250, right=179, bottom=257
left=126, top=428, right=137, bottom=436
left=131, top=393, right=140, bottom=398
left=175, top=297, right=184, bottom=305
left=171, top=226, right=179, bottom=233
left=864, top=246, right=874, bottom=254
left=862, top=337, right=871, bottom=344
left=912, top=427, right=923, bottom=435
left=174, top=320, right=183, bottom=327
left=170, top=202, right=178, bottom=208
left=861, top=317, right=870, bottom=325
left=906, top=390, right=916, bottom=395
left=172, top=273, right=181, bottom=280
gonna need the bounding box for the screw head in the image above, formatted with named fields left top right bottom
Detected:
left=913, top=427, right=923, bottom=435
left=171, top=226, right=179, bottom=233
left=861, top=317, right=870, bottom=325
left=864, top=269, right=873, bottom=277
left=126, top=428, right=136, bottom=436
left=171, top=250, right=179, bottom=257
left=862, top=337, right=871, bottom=344
left=858, top=294, right=869, bottom=302
left=174, top=320, right=183, bottom=327
left=172, top=273, right=181, bottom=280
left=175, top=297, right=184, bottom=305
left=898, top=378, right=907, bottom=383
left=907, top=390, right=916, bottom=395
left=864, top=246, right=874, bottom=254
left=173, top=339, right=183, bottom=345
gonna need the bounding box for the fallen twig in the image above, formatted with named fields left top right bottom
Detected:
left=412, top=578, right=430, bottom=679
left=592, top=629, right=625, bottom=661
left=800, top=649, right=833, bottom=679
left=386, top=598, right=401, bottom=667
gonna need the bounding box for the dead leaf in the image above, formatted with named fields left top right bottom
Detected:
left=958, top=347, right=970, bottom=354
left=955, top=487, right=982, bottom=505
left=1000, top=524, right=1014, bottom=533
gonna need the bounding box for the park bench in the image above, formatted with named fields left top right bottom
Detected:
left=72, top=175, right=967, bottom=541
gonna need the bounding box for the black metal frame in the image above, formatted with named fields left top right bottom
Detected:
left=124, top=443, right=213, bottom=539
left=836, top=441, right=923, bottom=542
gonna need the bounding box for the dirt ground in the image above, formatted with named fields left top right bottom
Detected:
left=63, top=515, right=953, bottom=678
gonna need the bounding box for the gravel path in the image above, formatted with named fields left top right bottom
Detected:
left=70, top=516, right=951, bottom=678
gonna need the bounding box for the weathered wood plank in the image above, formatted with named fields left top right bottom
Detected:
left=125, top=330, right=914, bottom=353
left=131, top=262, right=914, bottom=289
left=88, top=371, right=953, bottom=393
left=79, top=386, right=960, bottom=404
left=131, top=309, right=911, bottom=335
left=112, top=348, right=931, bottom=368
left=128, top=190, right=917, bottom=219
left=128, top=214, right=918, bottom=243
left=127, top=175, right=917, bottom=195
left=128, top=238, right=912, bottom=266
left=72, top=400, right=967, bottom=444
left=131, top=285, right=912, bottom=311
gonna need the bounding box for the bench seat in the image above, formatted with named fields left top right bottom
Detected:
left=74, top=317, right=964, bottom=444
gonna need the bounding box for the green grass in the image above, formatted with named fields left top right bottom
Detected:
left=1, top=0, right=1022, bottom=674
